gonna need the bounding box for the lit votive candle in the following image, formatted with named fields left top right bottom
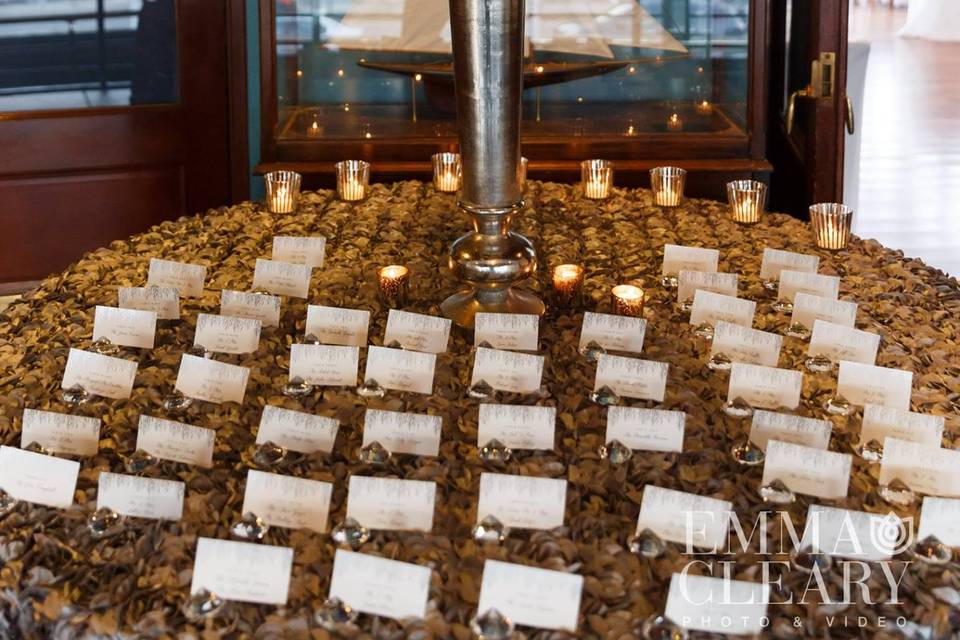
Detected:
left=377, top=265, right=409, bottom=307
left=552, top=264, right=584, bottom=306
left=264, top=170, right=301, bottom=214
left=335, top=160, right=370, bottom=201
left=519, top=156, right=529, bottom=187
left=809, top=203, right=853, bottom=250
left=726, top=180, right=767, bottom=224
left=611, top=284, right=644, bottom=317
left=650, top=166, right=687, bottom=207
left=696, top=100, right=713, bottom=115
left=432, top=152, right=462, bottom=192
left=667, top=112, right=684, bottom=131
left=581, top=159, right=613, bottom=200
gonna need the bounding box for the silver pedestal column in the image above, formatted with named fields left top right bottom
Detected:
left=440, top=0, right=545, bottom=328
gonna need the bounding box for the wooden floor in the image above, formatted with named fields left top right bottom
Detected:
left=849, top=4, right=960, bottom=277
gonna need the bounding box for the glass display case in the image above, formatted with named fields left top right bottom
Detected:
left=258, top=0, right=770, bottom=194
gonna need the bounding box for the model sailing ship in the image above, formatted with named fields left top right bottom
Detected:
left=324, top=0, right=688, bottom=106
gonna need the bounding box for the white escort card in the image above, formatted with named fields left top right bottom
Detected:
left=605, top=406, right=685, bottom=452
left=61, top=348, right=138, bottom=399
left=836, top=361, right=912, bottom=410
left=762, top=440, right=852, bottom=499
left=759, top=248, right=820, bottom=281
left=346, top=476, right=436, bottom=531
left=727, top=363, right=802, bottom=410
left=289, top=344, right=359, bottom=386
left=808, top=320, right=879, bottom=365
left=471, top=347, right=544, bottom=394
left=578, top=312, right=646, bottom=355
left=0, top=446, right=79, bottom=508
left=383, top=310, right=452, bottom=353
left=474, top=312, right=539, bottom=351
left=174, top=354, right=250, bottom=404
left=329, top=550, right=431, bottom=621
left=918, top=497, right=960, bottom=547
left=21, top=408, right=100, bottom=456
left=477, top=404, right=556, bottom=450
left=710, top=321, right=782, bottom=368
left=272, top=235, right=326, bottom=268
left=879, top=437, right=960, bottom=497
left=93, top=306, right=157, bottom=349
left=664, top=573, right=769, bottom=636
left=97, top=472, right=184, bottom=521
left=242, top=469, right=333, bottom=532
left=362, top=409, right=442, bottom=456
left=777, top=270, right=840, bottom=303
left=477, top=473, right=567, bottom=530
left=662, top=244, right=719, bottom=276
left=137, top=415, right=215, bottom=467
left=251, top=258, right=312, bottom=298
left=476, top=560, right=583, bottom=633
left=860, top=404, right=944, bottom=448
left=749, top=410, right=832, bottom=451
left=636, top=485, right=732, bottom=550
left=364, top=345, right=436, bottom=394
left=594, top=354, right=668, bottom=402
left=791, top=292, right=857, bottom=330
left=147, top=258, right=206, bottom=297
left=220, top=290, right=281, bottom=328
left=191, top=538, right=293, bottom=605
left=257, top=405, right=339, bottom=454
left=118, top=286, right=179, bottom=320
left=194, top=313, right=261, bottom=355
left=800, top=504, right=899, bottom=561
left=688, top=290, right=756, bottom=328
left=305, top=305, right=370, bottom=346
left=677, top=270, right=738, bottom=302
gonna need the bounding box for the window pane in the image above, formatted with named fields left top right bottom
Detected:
left=0, top=0, right=178, bottom=113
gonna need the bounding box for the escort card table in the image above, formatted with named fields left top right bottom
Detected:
left=0, top=181, right=959, bottom=638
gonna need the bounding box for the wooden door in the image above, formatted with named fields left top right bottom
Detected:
left=766, top=0, right=851, bottom=218
left=0, top=0, right=243, bottom=291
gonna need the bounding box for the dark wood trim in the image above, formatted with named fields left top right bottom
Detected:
left=258, top=0, right=278, bottom=168
left=226, top=0, right=250, bottom=203
left=807, top=0, right=848, bottom=203
left=747, top=0, right=770, bottom=161
left=0, top=281, right=40, bottom=296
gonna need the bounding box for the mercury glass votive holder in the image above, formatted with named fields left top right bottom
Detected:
left=377, top=265, right=409, bottom=308
left=335, top=160, right=370, bottom=201
left=650, top=166, right=686, bottom=207
left=432, top=152, right=462, bottom=193
left=552, top=264, right=584, bottom=307
left=727, top=180, right=767, bottom=224
left=264, top=170, right=301, bottom=214
left=810, top=203, right=853, bottom=250
left=581, top=159, right=613, bottom=200
left=611, top=284, right=644, bottom=317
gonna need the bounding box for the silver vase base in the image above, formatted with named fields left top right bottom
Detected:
left=441, top=288, right=544, bottom=329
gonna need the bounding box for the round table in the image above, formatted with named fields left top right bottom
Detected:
left=0, top=181, right=958, bottom=638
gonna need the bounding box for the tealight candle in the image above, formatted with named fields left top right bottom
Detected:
left=264, top=170, right=301, bottom=214
left=432, top=152, right=462, bottom=192
left=377, top=265, right=409, bottom=307
left=335, top=160, right=370, bottom=201
left=696, top=100, right=713, bottom=115
left=581, top=159, right=613, bottom=200
left=552, top=264, right=584, bottom=306
left=667, top=112, right=683, bottom=131
left=611, top=284, right=644, bottom=317
left=726, top=180, right=767, bottom=224
left=650, top=166, right=687, bottom=207
left=809, top=203, right=853, bottom=250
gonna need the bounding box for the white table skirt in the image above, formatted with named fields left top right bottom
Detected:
left=898, top=0, right=960, bottom=42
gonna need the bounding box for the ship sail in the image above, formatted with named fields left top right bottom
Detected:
left=325, top=0, right=687, bottom=58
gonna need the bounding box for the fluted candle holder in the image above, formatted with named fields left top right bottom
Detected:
left=810, top=203, right=853, bottom=250
left=432, top=152, right=462, bottom=192
left=335, top=160, right=370, bottom=201
left=264, top=170, right=301, bottom=214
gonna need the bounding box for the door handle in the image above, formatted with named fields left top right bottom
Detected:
left=845, top=95, right=855, bottom=135
left=785, top=87, right=813, bottom=135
